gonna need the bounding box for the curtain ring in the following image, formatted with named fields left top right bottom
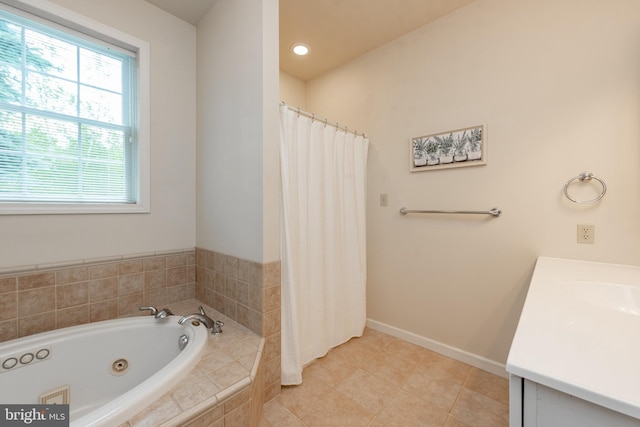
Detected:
left=324, top=118, right=328, bottom=127
left=311, top=113, right=315, bottom=122
left=296, top=107, right=300, bottom=117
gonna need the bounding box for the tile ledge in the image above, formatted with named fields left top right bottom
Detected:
left=0, top=248, right=196, bottom=276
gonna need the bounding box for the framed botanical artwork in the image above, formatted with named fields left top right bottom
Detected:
left=410, top=125, right=486, bottom=172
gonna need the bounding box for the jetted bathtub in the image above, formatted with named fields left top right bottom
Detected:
left=0, top=315, right=208, bottom=426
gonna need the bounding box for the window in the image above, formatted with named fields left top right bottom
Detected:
left=0, top=0, right=149, bottom=214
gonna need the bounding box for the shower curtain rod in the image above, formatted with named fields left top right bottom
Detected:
left=281, top=102, right=367, bottom=138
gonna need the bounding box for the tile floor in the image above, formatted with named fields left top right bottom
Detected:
left=260, top=328, right=509, bottom=427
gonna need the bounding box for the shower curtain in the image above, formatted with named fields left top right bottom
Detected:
left=279, top=105, right=369, bottom=385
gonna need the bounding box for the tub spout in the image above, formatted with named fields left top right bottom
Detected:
left=178, top=306, right=224, bottom=334
left=139, top=306, right=158, bottom=316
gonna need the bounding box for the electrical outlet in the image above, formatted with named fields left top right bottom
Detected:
left=577, top=224, right=595, bottom=244
left=380, top=193, right=388, bottom=206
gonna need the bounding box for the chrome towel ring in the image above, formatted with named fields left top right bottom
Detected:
left=563, top=171, right=606, bottom=204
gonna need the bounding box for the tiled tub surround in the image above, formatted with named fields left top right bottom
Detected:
left=121, top=300, right=265, bottom=427
left=195, top=248, right=281, bottom=402
left=0, top=249, right=197, bottom=343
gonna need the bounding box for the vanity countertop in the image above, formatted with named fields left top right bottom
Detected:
left=507, top=256, right=640, bottom=419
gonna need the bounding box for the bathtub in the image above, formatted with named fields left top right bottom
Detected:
left=0, top=315, right=208, bottom=427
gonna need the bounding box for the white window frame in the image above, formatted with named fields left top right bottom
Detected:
left=0, top=0, right=150, bottom=214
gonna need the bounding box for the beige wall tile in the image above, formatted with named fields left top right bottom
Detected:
left=0, top=292, right=17, bottom=321
left=168, top=284, right=194, bottom=304
left=119, top=292, right=143, bottom=317
left=143, top=257, right=166, bottom=271
left=187, top=264, right=196, bottom=282
left=119, top=273, right=144, bottom=295
left=119, top=260, right=143, bottom=275
left=166, top=254, right=186, bottom=268
left=56, top=267, right=88, bottom=285
left=185, top=252, right=196, bottom=266
left=0, top=277, right=17, bottom=294
left=237, top=259, right=252, bottom=284
left=89, top=277, right=118, bottom=302
left=247, top=309, right=262, bottom=336
left=167, top=267, right=186, bottom=286
left=263, top=308, right=281, bottom=337
left=225, top=278, right=237, bottom=299
left=0, top=319, right=17, bottom=343
left=224, top=400, right=251, bottom=427
left=196, top=248, right=206, bottom=268
left=213, top=251, right=225, bottom=272
left=263, top=285, right=280, bottom=312
left=264, top=356, right=281, bottom=387
left=224, top=297, right=237, bottom=320
left=262, top=262, right=281, bottom=287
left=144, top=269, right=166, bottom=290
left=57, top=304, right=89, bottom=329
left=224, top=389, right=251, bottom=414
left=18, top=312, right=55, bottom=337
left=225, top=255, right=239, bottom=278
left=19, top=287, right=56, bottom=316
left=236, top=281, right=249, bottom=306
left=18, top=272, right=55, bottom=291
left=90, top=299, right=118, bottom=322
left=57, top=282, right=89, bottom=309
left=264, top=332, right=281, bottom=363
left=184, top=406, right=223, bottom=427
left=247, top=284, right=262, bottom=311
left=202, top=269, right=214, bottom=290
left=205, top=250, right=216, bottom=270
left=214, top=272, right=224, bottom=293
left=144, top=288, right=168, bottom=308
left=89, top=263, right=118, bottom=280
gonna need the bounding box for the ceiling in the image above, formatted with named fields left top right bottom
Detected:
left=145, top=0, right=478, bottom=81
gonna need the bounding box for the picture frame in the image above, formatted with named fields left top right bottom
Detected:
left=410, top=125, right=486, bottom=172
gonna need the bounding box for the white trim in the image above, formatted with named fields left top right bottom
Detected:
left=366, top=318, right=508, bottom=379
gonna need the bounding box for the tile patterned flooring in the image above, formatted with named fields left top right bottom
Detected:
left=260, top=328, right=509, bottom=427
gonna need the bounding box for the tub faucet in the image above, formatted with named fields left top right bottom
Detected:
left=139, top=306, right=173, bottom=320
left=178, top=306, right=224, bottom=335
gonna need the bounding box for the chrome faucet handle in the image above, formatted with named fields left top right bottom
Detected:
left=193, top=306, right=223, bottom=334
left=212, top=320, right=224, bottom=335
left=139, top=306, right=158, bottom=316
left=155, top=308, right=173, bottom=320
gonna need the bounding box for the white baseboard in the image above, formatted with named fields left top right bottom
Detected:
left=366, top=318, right=508, bottom=379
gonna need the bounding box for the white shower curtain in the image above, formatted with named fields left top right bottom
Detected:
left=279, top=105, right=369, bottom=385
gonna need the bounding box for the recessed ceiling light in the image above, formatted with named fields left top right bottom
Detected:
left=292, top=44, right=309, bottom=56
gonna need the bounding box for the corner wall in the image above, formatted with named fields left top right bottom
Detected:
left=196, top=0, right=280, bottom=264
left=305, top=0, right=640, bottom=365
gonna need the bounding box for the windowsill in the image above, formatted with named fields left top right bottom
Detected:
left=0, top=202, right=150, bottom=215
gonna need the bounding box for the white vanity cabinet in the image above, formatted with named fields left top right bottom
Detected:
left=507, top=257, right=640, bottom=427
left=509, top=375, right=640, bottom=427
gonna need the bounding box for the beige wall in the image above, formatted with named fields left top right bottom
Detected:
left=303, top=0, right=640, bottom=365
left=196, top=0, right=280, bottom=264
left=279, top=71, right=307, bottom=108
left=0, top=0, right=197, bottom=269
